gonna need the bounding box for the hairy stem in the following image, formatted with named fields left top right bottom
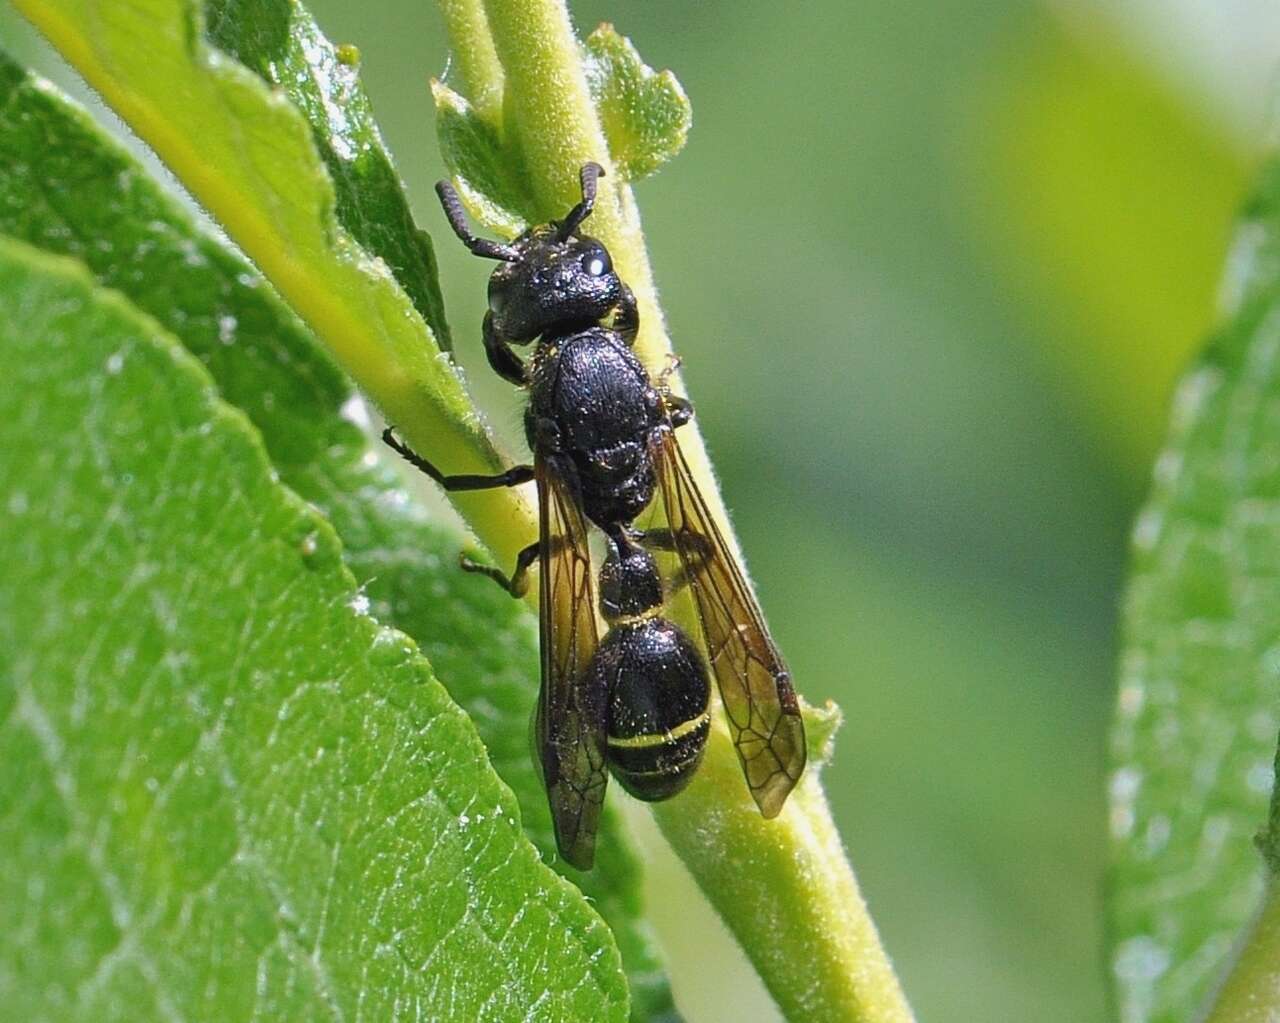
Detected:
left=657, top=728, right=914, bottom=1023
left=450, top=2, right=915, bottom=1019
left=438, top=0, right=504, bottom=124
left=1202, top=880, right=1280, bottom=1023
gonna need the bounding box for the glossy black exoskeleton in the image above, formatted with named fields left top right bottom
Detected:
left=384, top=164, right=804, bottom=869
left=594, top=536, right=710, bottom=801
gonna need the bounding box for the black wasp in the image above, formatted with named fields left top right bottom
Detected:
left=384, top=163, right=805, bottom=869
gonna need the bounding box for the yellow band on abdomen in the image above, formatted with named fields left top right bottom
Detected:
left=606, top=711, right=709, bottom=749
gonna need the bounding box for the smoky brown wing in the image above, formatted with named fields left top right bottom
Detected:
left=651, top=428, right=806, bottom=817
left=534, top=456, right=606, bottom=869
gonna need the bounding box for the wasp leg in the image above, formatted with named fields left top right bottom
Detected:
left=608, top=283, right=639, bottom=346
left=654, top=358, right=693, bottom=428
left=460, top=542, right=541, bottom=597
left=383, top=427, right=533, bottom=490
left=635, top=527, right=712, bottom=593
left=657, top=353, right=682, bottom=386
left=636, top=527, right=712, bottom=560
left=666, top=397, right=693, bottom=429
left=483, top=311, right=528, bottom=386
left=461, top=537, right=569, bottom=597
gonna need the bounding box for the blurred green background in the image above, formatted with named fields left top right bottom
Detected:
left=6, top=0, right=1278, bottom=1019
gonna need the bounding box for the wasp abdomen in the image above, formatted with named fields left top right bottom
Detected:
left=593, top=618, right=711, bottom=801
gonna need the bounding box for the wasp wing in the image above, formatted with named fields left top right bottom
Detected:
left=534, top=455, right=606, bottom=869
left=651, top=428, right=806, bottom=816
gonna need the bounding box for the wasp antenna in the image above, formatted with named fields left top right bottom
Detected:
left=557, top=162, right=605, bottom=240
left=435, top=180, right=520, bottom=261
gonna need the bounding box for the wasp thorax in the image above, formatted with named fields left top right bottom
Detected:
left=486, top=228, right=623, bottom=344
left=599, top=540, right=662, bottom=622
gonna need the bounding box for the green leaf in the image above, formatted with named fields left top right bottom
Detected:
left=0, top=235, right=628, bottom=1021
left=432, top=77, right=537, bottom=237
left=1108, top=150, right=1280, bottom=1021
left=0, top=53, right=679, bottom=1020
left=0, top=53, right=352, bottom=477
left=582, top=24, right=691, bottom=183
left=203, top=0, right=453, bottom=350
left=12, top=0, right=537, bottom=580
left=337, top=498, right=683, bottom=1023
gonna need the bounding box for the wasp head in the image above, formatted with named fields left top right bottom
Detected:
left=485, top=226, right=622, bottom=343
left=436, top=163, right=626, bottom=345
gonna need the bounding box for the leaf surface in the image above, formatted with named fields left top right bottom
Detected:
left=203, top=0, right=452, bottom=349
left=0, top=53, right=679, bottom=1021
left=1108, top=152, right=1280, bottom=1021
left=432, top=77, right=537, bottom=237
left=12, top=0, right=535, bottom=575
left=0, top=236, right=627, bottom=1021
left=582, top=24, right=690, bottom=182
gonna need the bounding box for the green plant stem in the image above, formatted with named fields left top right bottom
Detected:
left=657, top=727, right=914, bottom=1023
left=482, top=1, right=604, bottom=203
left=1203, top=880, right=1280, bottom=1023
left=461, top=2, right=915, bottom=1020
left=438, top=0, right=504, bottom=123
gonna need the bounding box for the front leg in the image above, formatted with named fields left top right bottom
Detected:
left=654, top=354, right=693, bottom=428
left=484, top=311, right=528, bottom=386
left=607, top=283, right=639, bottom=346
left=382, top=427, right=533, bottom=491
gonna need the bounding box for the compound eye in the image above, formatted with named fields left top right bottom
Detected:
left=582, top=247, right=611, bottom=278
